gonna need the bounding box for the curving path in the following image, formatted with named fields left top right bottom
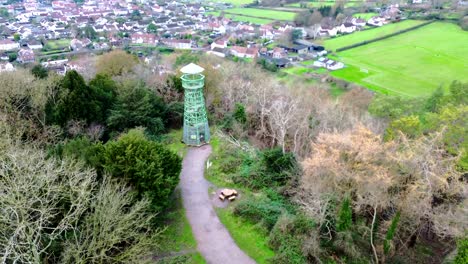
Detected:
left=179, top=145, right=255, bottom=264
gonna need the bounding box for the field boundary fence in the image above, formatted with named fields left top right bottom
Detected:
left=335, top=20, right=435, bottom=52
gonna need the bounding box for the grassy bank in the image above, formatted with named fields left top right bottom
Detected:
left=217, top=207, right=275, bottom=264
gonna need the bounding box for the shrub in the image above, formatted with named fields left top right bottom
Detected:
left=107, top=82, right=166, bottom=136
left=336, top=197, right=352, bottom=232
left=234, top=148, right=300, bottom=189
left=54, top=136, right=105, bottom=170
left=31, top=64, right=48, bottom=79
left=46, top=70, right=113, bottom=127
left=268, top=214, right=309, bottom=264
left=454, top=238, right=468, bottom=264
left=102, top=129, right=182, bottom=212
left=384, top=211, right=400, bottom=254
left=233, top=195, right=285, bottom=230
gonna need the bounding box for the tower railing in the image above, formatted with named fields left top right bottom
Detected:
left=181, top=74, right=205, bottom=89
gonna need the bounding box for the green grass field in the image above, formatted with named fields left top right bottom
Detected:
left=212, top=0, right=254, bottom=6
left=324, top=20, right=426, bottom=51
left=225, top=8, right=297, bottom=21
left=208, top=11, right=274, bottom=24
left=330, top=22, right=468, bottom=97
left=217, top=208, right=275, bottom=263
left=286, top=0, right=363, bottom=8
left=353, top=12, right=377, bottom=20
left=44, top=39, right=71, bottom=50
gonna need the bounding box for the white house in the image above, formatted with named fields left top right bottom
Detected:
left=0, top=62, right=15, bottom=72
left=313, top=57, right=344, bottom=70
left=162, top=39, right=192, bottom=49
left=0, top=40, right=20, bottom=51
left=319, top=26, right=338, bottom=36
left=339, top=23, right=356, bottom=34
left=210, top=38, right=228, bottom=50
left=27, top=41, right=43, bottom=50
left=368, top=16, right=385, bottom=27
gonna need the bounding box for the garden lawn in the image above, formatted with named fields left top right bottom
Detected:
left=330, top=22, right=468, bottom=97
left=208, top=11, right=274, bottom=24
left=225, top=8, right=296, bottom=21
left=353, top=12, right=377, bottom=20
left=324, top=20, right=426, bottom=51
left=44, top=39, right=71, bottom=50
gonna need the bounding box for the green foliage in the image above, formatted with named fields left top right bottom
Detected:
left=336, top=197, right=352, bottom=232
left=448, top=80, right=468, bottom=105
left=13, top=33, right=20, bottom=41
left=54, top=136, right=105, bottom=170
left=0, top=7, right=9, bottom=18
left=233, top=195, right=285, bottom=230
left=147, top=23, right=158, bottom=33
left=368, top=94, right=424, bottom=119
left=454, top=238, right=468, bottom=264
left=88, top=74, right=117, bottom=123
left=31, top=64, right=48, bottom=79
left=131, top=10, right=142, bottom=21
left=291, top=29, right=302, bottom=41
left=268, top=214, right=311, bottom=264
left=424, top=86, right=445, bottom=112
left=107, top=81, right=166, bottom=136
left=385, top=115, right=422, bottom=140
left=46, top=70, right=105, bottom=126
left=81, top=25, right=97, bottom=40
left=175, top=52, right=199, bottom=68
left=233, top=103, right=247, bottom=124
left=384, top=212, right=400, bottom=254
left=257, top=58, right=278, bottom=72
left=8, top=52, right=17, bottom=62
left=102, top=129, right=182, bottom=212
left=234, top=148, right=299, bottom=189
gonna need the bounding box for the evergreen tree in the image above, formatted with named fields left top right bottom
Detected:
left=102, top=129, right=182, bottom=212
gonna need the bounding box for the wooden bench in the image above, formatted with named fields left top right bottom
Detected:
left=228, top=196, right=236, bottom=201
left=219, top=194, right=225, bottom=201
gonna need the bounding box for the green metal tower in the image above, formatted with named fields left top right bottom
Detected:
left=180, top=63, right=210, bottom=146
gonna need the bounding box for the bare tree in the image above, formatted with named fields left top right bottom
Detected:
left=0, top=142, right=95, bottom=263
left=61, top=178, right=160, bottom=264
left=266, top=93, right=299, bottom=153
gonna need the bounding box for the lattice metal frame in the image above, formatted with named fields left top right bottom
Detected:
left=181, top=73, right=210, bottom=146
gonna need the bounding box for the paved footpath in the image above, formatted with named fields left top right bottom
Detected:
left=179, top=145, right=256, bottom=264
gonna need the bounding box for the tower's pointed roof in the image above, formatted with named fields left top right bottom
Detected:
left=180, top=63, right=204, bottom=74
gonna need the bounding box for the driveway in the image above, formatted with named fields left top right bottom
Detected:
left=179, top=145, right=256, bottom=264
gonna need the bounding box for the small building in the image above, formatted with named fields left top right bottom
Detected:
left=17, top=48, right=35, bottom=63
left=0, top=39, right=20, bottom=51
left=340, top=23, right=356, bottom=34
left=210, top=38, right=228, bottom=50
left=27, top=40, right=43, bottom=50
left=131, top=33, right=158, bottom=45
left=0, top=62, right=15, bottom=72
left=313, top=57, right=344, bottom=70
left=162, top=39, right=192, bottom=49
left=230, top=46, right=258, bottom=59
left=70, top=38, right=91, bottom=51
left=207, top=47, right=226, bottom=58
left=292, top=44, right=308, bottom=54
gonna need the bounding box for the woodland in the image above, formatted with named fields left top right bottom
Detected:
left=0, top=50, right=466, bottom=263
